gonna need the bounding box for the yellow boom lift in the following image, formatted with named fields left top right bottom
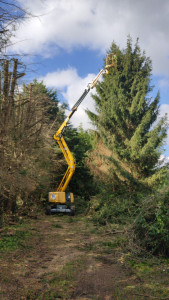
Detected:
left=47, top=53, right=116, bottom=214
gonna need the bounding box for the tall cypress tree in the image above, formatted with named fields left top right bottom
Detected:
left=87, top=37, right=168, bottom=189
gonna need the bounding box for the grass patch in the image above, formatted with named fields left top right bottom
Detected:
left=96, top=237, right=126, bottom=254
left=0, top=229, right=32, bottom=252
left=126, top=256, right=169, bottom=298
left=52, top=223, right=63, bottom=229
left=38, top=258, right=86, bottom=299
left=67, top=216, right=74, bottom=223
left=80, top=242, right=96, bottom=251
left=78, top=239, right=122, bottom=253
left=98, top=240, right=121, bottom=249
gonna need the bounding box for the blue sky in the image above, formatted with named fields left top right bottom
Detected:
left=9, top=0, right=169, bottom=158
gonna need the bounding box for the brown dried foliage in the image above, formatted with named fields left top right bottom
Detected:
left=0, top=59, right=63, bottom=223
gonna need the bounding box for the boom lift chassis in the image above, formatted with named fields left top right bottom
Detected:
left=47, top=53, right=116, bottom=215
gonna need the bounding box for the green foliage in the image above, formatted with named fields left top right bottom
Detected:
left=89, top=177, right=169, bottom=257
left=64, top=126, right=97, bottom=200
left=74, top=195, right=90, bottom=214
left=31, top=79, right=63, bottom=122
left=87, top=36, right=168, bottom=189
left=133, top=189, right=169, bottom=256
left=86, top=37, right=169, bottom=257
left=89, top=189, right=142, bottom=225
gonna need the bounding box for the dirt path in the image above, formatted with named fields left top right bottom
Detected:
left=0, top=215, right=168, bottom=299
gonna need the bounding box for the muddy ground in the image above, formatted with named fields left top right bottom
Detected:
left=0, top=215, right=168, bottom=299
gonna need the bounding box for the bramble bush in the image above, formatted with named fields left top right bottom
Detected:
left=133, top=188, right=169, bottom=256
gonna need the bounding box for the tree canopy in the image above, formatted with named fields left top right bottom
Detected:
left=87, top=37, right=168, bottom=190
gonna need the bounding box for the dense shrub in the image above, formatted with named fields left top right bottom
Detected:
left=133, top=189, right=169, bottom=256
left=89, top=184, right=169, bottom=257
left=89, top=189, right=142, bottom=225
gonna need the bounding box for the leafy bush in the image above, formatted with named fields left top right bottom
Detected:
left=89, top=189, right=142, bottom=225
left=133, top=189, right=169, bottom=256
left=74, top=196, right=90, bottom=215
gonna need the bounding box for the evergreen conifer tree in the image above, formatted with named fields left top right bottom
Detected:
left=87, top=37, right=168, bottom=190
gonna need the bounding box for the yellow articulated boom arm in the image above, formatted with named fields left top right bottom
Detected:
left=54, top=70, right=106, bottom=192
left=54, top=53, right=116, bottom=193
left=54, top=133, right=75, bottom=192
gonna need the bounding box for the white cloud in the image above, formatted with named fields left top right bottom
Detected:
left=40, top=68, right=79, bottom=90
left=40, top=68, right=97, bottom=129
left=159, top=154, right=169, bottom=165
left=10, top=0, right=169, bottom=75
left=159, top=154, right=169, bottom=161
left=159, top=104, right=169, bottom=117
left=158, top=78, right=169, bottom=88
